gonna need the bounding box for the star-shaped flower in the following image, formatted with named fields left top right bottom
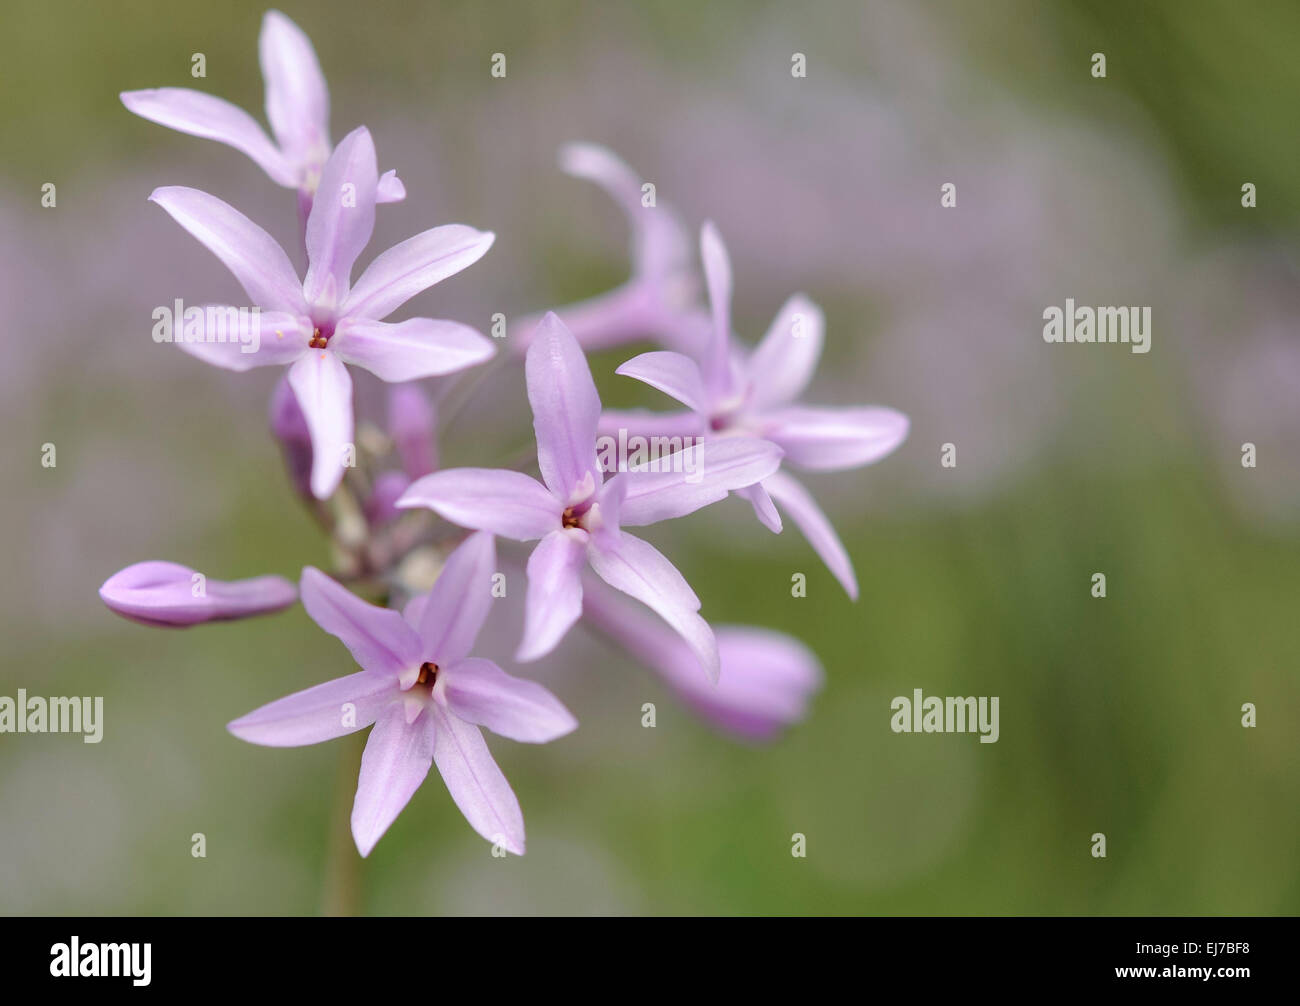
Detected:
left=397, top=312, right=784, bottom=680
left=229, top=532, right=575, bottom=856
left=122, top=10, right=404, bottom=211
left=602, top=222, right=909, bottom=597
left=151, top=126, right=496, bottom=499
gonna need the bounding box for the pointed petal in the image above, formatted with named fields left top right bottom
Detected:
left=300, top=566, right=423, bottom=676
left=333, top=316, right=495, bottom=382
left=351, top=705, right=436, bottom=857
left=442, top=657, right=577, bottom=743
left=120, top=88, right=295, bottom=186
left=99, top=560, right=296, bottom=627
left=343, top=224, right=495, bottom=321
left=516, top=530, right=587, bottom=661
left=376, top=169, right=406, bottom=203
left=764, top=406, right=909, bottom=471
left=699, top=221, right=733, bottom=396
left=526, top=312, right=601, bottom=500
left=747, top=295, right=824, bottom=410
left=172, top=309, right=306, bottom=371
left=417, top=531, right=496, bottom=663
left=396, top=468, right=558, bottom=541
left=430, top=706, right=525, bottom=854
left=613, top=436, right=784, bottom=526
left=303, top=126, right=377, bottom=307
left=587, top=531, right=719, bottom=682
left=737, top=482, right=783, bottom=533
left=228, top=670, right=395, bottom=747
left=148, top=186, right=305, bottom=313
left=258, top=9, right=330, bottom=169
left=288, top=350, right=354, bottom=498
left=615, top=350, right=708, bottom=412
left=763, top=471, right=858, bottom=599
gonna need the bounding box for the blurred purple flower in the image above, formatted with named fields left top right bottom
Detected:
left=387, top=383, right=438, bottom=480
left=581, top=575, right=822, bottom=742
left=512, top=143, right=707, bottom=354
left=99, top=560, right=296, bottom=627
left=605, top=222, right=908, bottom=597
left=121, top=10, right=405, bottom=214
left=229, top=532, right=575, bottom=856
left=398, top=312, right=782, bottom=679
left=150, top=126, right=496, bottom=499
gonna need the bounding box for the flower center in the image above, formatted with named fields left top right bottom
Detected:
left=308, top=327, right=329, bottom=349
left=416, top=661, right=439, bottom=687
left=561, top=507, right=582, bottom=529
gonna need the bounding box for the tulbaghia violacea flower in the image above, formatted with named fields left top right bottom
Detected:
left=397, top=312, right=783, bottom=680
left=121, top=10, right=405, bottom=213
left=150, top=126, right=496, bottom=499
left=580, top=575, right=823, bottom=742
left=229, top=532, right=575, bottom=856
left=513, top=143, right=707, bottom=354
left=603, top=222, right=909, bottom=598
left=100, top=561, right=296, bottom=627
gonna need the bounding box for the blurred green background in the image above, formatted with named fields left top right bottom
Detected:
left=1, top=0, right=1297, bottom=915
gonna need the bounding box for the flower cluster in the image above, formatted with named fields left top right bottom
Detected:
left=100, top=11, right=908, bottom=857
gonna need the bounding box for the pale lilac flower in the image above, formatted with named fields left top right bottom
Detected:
left=150, top=126, right=496, bottom=499
left=121, top=10, right=405, bottom=214
left=512, top=143, right=708, bottom=354
left=603, top=222, right=909, bottom=598
left=581, top=575, right=823, bottom=742
left=229, top=532, right=575, bottom=856
left=397, top=312, right=783, bottom=680
left=100, top=561, right=296, bottom=627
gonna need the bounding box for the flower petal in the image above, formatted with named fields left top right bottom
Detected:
left=699, top=221, right=734, bottom=396
left=288, top=350, right=354, bottom=498
left=430, top=705, right=525, bottom=854
left=99, top=560, right=296, bottom=627
left=351, top=705, right=436, bottom=857
left=442, top=657, right=577, bottom=743
left=148, top=186, right=306, bottom=313
left=615, top=350, right=708, bottom=412
left=417, top=531, right=496, bottom=663
left=516, top=530, right=587, bottom=662
left=764, top=406, right=909, bottom=471
left=736, top=482, right=783, bottom=533
left=526, top=312, right=601, bottom=500
left=343, top=224, right=496, bottom=321
left=396, top=468, right=558, bottom=541
left=613, top=436, right=784, bottom=526
left=300, top=566, right=423, bottom=676
left=596, top=406, right=704, bottom=442
left=333, top=316, right=495, bottom=382
left=303, top=126, right=377, bottom=308
left=228, top=670, right=394, bottom=747
left=258, top=9, right=330, bottom=170
left=747, top=294, right=824, bottom=410
left=376, top=169, right=406, bottom=203
left=587, top=531, right=718, bottom=683
left=763, top=471, right=858, bottom=599
left=120, top=88, right=295, bottom=186
left=172, top=309, right=306, bottom=372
